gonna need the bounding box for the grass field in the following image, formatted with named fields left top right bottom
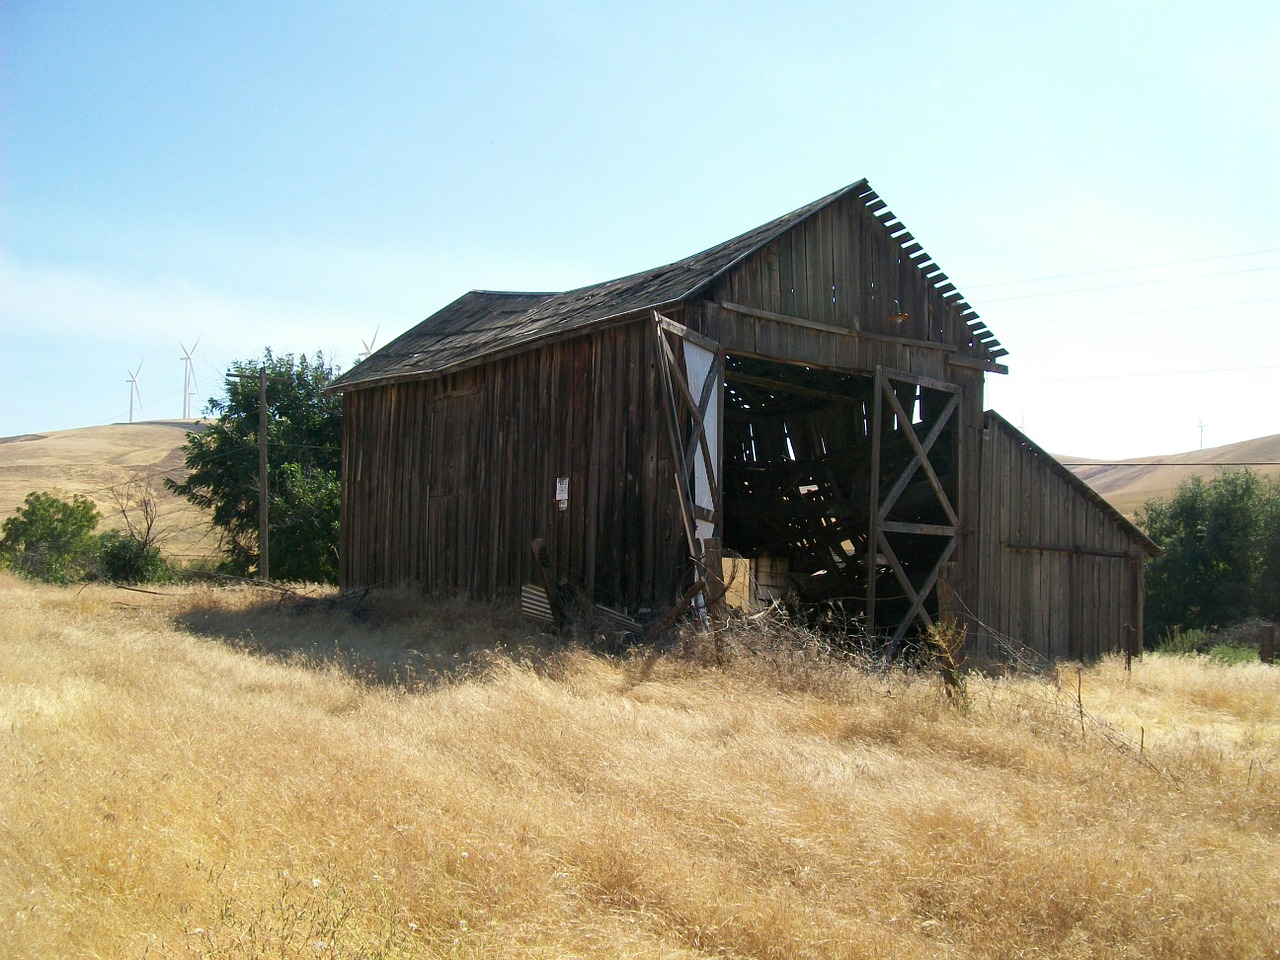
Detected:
left=1, top=574, right=1277, bottom=959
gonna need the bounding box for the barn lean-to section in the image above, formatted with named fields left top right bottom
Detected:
left=331, top=179, right=1155, bottom=661
left=973, top=412, right=1156, bottom=662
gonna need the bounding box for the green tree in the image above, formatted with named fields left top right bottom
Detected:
left=0, top=490, right=101, bottom=583
left=1257, top=484, right=1280, bottom=623
left=166, top=350, right=342, bottom=582
left=1139, top=468, right=1278, bottom=645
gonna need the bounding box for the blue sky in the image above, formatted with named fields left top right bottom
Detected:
left=2, top=1, right=1277, bottom=458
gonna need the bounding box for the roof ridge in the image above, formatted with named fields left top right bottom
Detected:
left=676, top=179, right=871, bottom=300
left=469, top=288, right=561, bottom=297
left=505, top=179, right=874, bottom=304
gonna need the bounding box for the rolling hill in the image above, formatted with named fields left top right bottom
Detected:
left=1063, top=433, right=1280, bottom=518
left=0, top=421, right=218, bottom=561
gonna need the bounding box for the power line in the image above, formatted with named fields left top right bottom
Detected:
left=965, top=246, right=1280, bottom=290
left=982, top=264, right=1280, bottom=303
left=1012, top=364, right=1280, bottom=384
left=995, top=296, right=1280, bottom=330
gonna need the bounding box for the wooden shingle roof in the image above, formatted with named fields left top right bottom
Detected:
left=331, top=179, right=1003, bottom=391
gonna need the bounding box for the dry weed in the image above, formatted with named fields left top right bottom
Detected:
left=1, top=577, right=1277, bottom=958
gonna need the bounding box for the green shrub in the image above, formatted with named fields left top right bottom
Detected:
left=1207, top=644, right=1259, bottom=666
left=95, top=529, right=172, bottom=584
left=1157, top=625, right=1212, bottom=655
left=0, top=491, right=101, bottom=583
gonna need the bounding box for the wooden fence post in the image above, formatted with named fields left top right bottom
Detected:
left=936, top=561, right=957, bottom=624
left=531, top=538, right=566, bottom=629
left=701, top=537, right=725, bottom=619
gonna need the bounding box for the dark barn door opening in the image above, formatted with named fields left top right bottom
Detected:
left=720, top=356, right=959, bottom=642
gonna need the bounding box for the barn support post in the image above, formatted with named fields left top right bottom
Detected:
left=936, top=561, right=958, bottom=624
left=866, top=370, right=884, bottom=634
left=701, top=536, right=726, bottom=619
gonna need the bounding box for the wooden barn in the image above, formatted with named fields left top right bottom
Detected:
left=329, top=179, right=1155, bottom=659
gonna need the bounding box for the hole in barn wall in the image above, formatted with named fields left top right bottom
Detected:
left=721, top=355, right=958, bottom=633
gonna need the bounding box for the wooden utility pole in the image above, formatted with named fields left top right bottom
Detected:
left=257, top=368, right=268, bottom=581
left=228, top=368, right=272, bottom=581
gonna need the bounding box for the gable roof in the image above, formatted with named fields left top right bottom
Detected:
left=331, top=179, right=1003, bottom=392
left=983, top=410, right=1160, bottom=556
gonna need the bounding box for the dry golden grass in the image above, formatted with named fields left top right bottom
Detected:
left=1, top=572, right=1277, bottom=959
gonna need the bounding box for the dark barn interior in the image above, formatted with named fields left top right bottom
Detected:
left=721, top=355, right=959, bottom=637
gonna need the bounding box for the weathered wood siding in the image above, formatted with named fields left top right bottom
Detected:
left=695, top=190, right=993, bottom=633
left=340, top=318, right=686, bottom=606
left=704, top=190, right=995, bottom=367
left=973, top=415, right=1145, bottom=662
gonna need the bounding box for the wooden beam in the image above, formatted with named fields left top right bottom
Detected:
left=882, top=520, right=957, bottom=538
left=891, top=537, right=958, bottom=643
left=719, top=301, right=861, bottom=336
left=656, top=328, right=701, bottom=416
left=874, top=530, right=931, bottom=636
left=866, top=370, right=884, bottom=634
left=947, top=353, right=1009, bottom=375
left=877, top=384, right=959, bottom=526
left=1003, top=540, right=1139, bottom=560
left=726, top=370, right=864, bottom=406
left=877, top=366, right=959, bottom=396
left=655, top=314, right=721, bottom=354
left=653, top=320, right=700, bottom=562
left=719, top=299, right=995, bottom=358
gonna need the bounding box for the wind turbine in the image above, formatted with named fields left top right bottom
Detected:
left=180, top=338, right=201, bottom=419
left=358, top=325, right=380, bottom=361
left=1197, top=417, right=1206, bottom=451
left=126, top=362, right=144, bottom=423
